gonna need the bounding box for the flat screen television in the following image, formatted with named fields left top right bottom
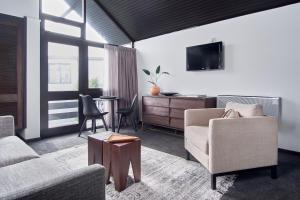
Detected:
left=186, top=42, right=223, bottom=71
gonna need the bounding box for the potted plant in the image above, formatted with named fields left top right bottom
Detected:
left=142, top=65, right=170, bottom=96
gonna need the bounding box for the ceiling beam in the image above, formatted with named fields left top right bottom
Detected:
left=93, top=0, right=135, bottom=42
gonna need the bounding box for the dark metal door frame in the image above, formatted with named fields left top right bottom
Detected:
left=40, top=0, right=104, bottom=137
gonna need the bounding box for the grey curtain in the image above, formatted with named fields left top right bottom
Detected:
left=104, top=45, right=138, bottom=126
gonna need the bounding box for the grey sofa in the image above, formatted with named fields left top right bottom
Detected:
left=0, top=116, right=105, bottom=200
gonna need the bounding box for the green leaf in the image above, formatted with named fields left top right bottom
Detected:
left=142, top=69, right=150, bottom=75
left=147, top=81, right=156, bottom=85
left=156, top=65, right=161, bottom=74
left=162, top=72, right=170, bottom=75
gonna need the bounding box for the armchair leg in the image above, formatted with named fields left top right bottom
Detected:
left=271, top=166, right=277, bottom=179
left=185, top=150, right=191, bottom=160
left=211, top=174, right=216, bottom=190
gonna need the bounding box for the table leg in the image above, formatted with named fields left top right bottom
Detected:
left=131, top=140, right=141, bottom=182
left=111, top=100, right=115, bottom=132
left=112, top=145, right=130, bottom=192
left=103, top=142, right=112, bottom=184
left=88, top=138, right=103, bottom=165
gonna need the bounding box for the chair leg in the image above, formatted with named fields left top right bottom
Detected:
left=101, top=116, right=108, bottom=131
left=271, top=166, right=278, bottom=179
left=211, top=174, right=217, bottom=190
left=124, top=116, right=127, bottom=127
left=117, top=114, right=123, bottom=133
left=92, top=119, right=96, bottom=133
left=130, top=115, right=137, bottom=131
left=79, top=117, right=88, bottom=137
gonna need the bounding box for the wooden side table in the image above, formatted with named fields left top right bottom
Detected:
left=88, top=133, right=141, bottom=192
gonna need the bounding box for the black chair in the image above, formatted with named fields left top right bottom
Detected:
left=117, top=94, right=138, bottom=133
left=79, top=94, right=108, bottom=137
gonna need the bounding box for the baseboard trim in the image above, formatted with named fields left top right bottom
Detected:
left=21, top=136, right=41, bottom=143
left=278, top=148, right=300, bottom=156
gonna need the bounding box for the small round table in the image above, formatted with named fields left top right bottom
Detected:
left=94, top=96, right=119, bottom=132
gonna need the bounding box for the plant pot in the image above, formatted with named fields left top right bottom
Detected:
left=150, top=85, right=160, bottom=96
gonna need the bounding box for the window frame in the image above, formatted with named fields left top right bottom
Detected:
left=40, top=0, right=107, bottom=137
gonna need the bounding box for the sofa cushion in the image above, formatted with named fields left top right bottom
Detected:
left=185, top=126, right=209, bottom=155
left=225, top=102, right=264, bottom=117
left=0, top=151, right=105, bottom=200
left=0, top=136, right=39, bottom=168
left=0, top=157, right=72, bottom=197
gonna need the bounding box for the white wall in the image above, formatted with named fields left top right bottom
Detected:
left=0, top=0, right=40, bottom=139
left=136, top=3, right=300, bottom=152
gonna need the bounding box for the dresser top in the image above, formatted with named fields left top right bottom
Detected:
left=142, top=95, right=216, bottom=100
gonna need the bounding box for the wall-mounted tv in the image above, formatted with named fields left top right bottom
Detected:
left=186, top=42, right=223, bottom=71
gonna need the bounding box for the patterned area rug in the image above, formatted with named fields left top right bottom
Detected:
left=43, top=145, right=235, bottom=200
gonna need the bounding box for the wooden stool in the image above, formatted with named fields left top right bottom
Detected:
left=88, top=133, right=141, bottom=192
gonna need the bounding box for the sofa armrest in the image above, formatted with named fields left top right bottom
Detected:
left=184, top=108, right=225, bottom=127
left=0, top=116, right=15, bottom=138
left=4, top=164, right=106, bottom=200
left=208, top=116, right=278, bottom=174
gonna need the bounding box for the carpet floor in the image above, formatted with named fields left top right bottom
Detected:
left=28, top=127, right=300, bottom=200
left=43, top=144, right=235, bottom=200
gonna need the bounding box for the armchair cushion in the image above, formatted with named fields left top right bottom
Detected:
left=185, top=126, right=209, bottom=155
left=225, top=102, right=264, bottom=117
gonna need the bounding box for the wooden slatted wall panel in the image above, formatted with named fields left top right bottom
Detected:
left=0, top=14, right=26, bottom=129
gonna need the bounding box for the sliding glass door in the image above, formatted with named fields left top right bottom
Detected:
left=47, top=42, right=80, bottom=129
left=41, top=39, right=105, bottom=137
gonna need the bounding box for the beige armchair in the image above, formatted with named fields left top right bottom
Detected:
left=184, top=108, right=278, bottom=190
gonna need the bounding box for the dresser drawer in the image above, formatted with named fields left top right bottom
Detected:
left=170, top=99, right=204, bottom=109
left=170, top=118, right=184, bottom=129
left=143, top=106, right=169, bottom=117
left=143, top=97, right=169, bottom=107
left=142, top=115, right=169, bottom=126
left=170, top=109, right=184, bottom=119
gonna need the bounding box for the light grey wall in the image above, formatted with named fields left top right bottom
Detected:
left=136, top=3, right=300, bottom=152
left=0, top=0, right=40, bottom=139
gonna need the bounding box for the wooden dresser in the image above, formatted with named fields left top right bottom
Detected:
left=142, top=95, right=216, bottom=131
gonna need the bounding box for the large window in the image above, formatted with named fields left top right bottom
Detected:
left=45, top=20, right=81, bottom=37
left=48, top=100, right=79, bottom=128
left=88, top=47, right=105, bottom=89
left=42, top=0, right=84, bottom=23
left=48, top=43, right=79, bottom=91
left=41, top=0, right=132, bottom=136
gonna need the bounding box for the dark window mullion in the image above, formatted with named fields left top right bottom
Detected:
left=41, top=14, right=83, bottom=28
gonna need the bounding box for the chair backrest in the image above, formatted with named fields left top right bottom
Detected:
left=79, top=94, right=100, bottom=116
left=129, top=94, right=138, bottom=113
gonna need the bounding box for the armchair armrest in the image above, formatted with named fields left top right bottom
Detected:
left=208, top=116, right=278, bottom=174
left=0, top=115, right=15, bottom=138
left=184, top=108, right=225, bottom=127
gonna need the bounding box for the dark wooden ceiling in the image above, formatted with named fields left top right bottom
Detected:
left=95, top=0, right=300, bottom=42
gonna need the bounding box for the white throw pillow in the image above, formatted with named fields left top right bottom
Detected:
left=225, top=102, right=264, bottom=117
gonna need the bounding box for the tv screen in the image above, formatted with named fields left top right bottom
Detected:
left=186, top=42, right=223, bottom=71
